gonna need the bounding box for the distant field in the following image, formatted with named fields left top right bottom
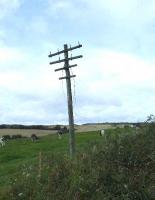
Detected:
left=75, top=124, right=114, bottom=132
left=0, top=124, right=113, bottom=137
left=0, top=129, right=56, bottom=137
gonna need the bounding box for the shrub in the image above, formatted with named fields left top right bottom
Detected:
left=2, top=135, right=11, bottom=140
left=11, top=134, right=22, bottom=139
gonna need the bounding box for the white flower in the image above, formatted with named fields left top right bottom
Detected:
left=18, top=193, right=23, bottom=196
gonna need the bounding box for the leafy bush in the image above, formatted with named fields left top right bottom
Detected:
left=11, top=134, right=22, bottom=139
left=2, top=135, right=11, bottom=140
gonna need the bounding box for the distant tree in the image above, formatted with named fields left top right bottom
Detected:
left=146, top=114, right=155, bottom=123
left=0, top=124, right=7, bottom=129
left=63, top=126, right=68, bottom=131
left=54, top=125, right=61, bottom=130
left=11, top=134, right=22, bottom=139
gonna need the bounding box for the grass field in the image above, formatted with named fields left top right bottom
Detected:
left=0, top=131, right=100, bottom=194
left=0, top=125, right=154, bottom=199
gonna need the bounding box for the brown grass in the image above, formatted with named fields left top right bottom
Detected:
left=75, top=124, right=113, bottom=132
left=0, top=129, right=56, bottom=137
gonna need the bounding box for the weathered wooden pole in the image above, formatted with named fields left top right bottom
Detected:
left=48, top=43, right=82, bottom=158
left=64, top=44, right=75, bottom=157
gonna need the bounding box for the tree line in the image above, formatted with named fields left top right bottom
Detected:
left=0, top=124, right=66, bottom=130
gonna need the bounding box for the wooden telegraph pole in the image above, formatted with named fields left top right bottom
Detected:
left=48, top=43, right=82, bottom=158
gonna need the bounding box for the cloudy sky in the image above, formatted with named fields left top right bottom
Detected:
left=0, top=0, right=155, bottom=124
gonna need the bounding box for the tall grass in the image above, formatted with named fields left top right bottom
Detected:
left=1, top=124, right=155, bottom=200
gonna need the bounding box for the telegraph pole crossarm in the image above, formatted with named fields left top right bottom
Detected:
left=55, top=64, right=77, bottom=72
left=49, top=55, right=82, bottom=65
left=48, top=49, right=64, bottom=57
left=59, top=75, right=76, bottom=80
left=48, top=44, right=82, bottom=58
left=48, top=43, right=82, bottom=158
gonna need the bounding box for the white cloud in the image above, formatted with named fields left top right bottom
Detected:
left=0, top=42, right=68, bottom=124
left=0, top=0, right=155, bottom=124
left=0, top=0, right=21, bottom=19
left=26, top=16, right=49, bottom=36
left=47, top=0, right=154, bottom=20
left=79, top=49, right=155, bottom=88
left=84, top=0, right=155, bottom=19
left=52, top=0, right=71, bottom=9
left=0, top=71, right=22, bottom=87
left=0, top=43, right=61, bottom=104
left=47, top=0, right=73, bottom=14
left=73, top=48, right=155, bottom=123
left=47, top=0, right=87, bottom=19
left=0, top=46, right=25, bottom=64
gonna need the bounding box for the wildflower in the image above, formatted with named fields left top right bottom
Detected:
left=18, top=193, right=23, bottom=197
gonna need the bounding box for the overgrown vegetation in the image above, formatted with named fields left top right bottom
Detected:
left=0, top=132, right=100, bottom=192
left=1, top=119, right=154, bottom=200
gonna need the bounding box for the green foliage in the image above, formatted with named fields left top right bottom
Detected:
left=1, top=125, right=154, bottom=200
left=0, top=132, right=100, bottom=190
